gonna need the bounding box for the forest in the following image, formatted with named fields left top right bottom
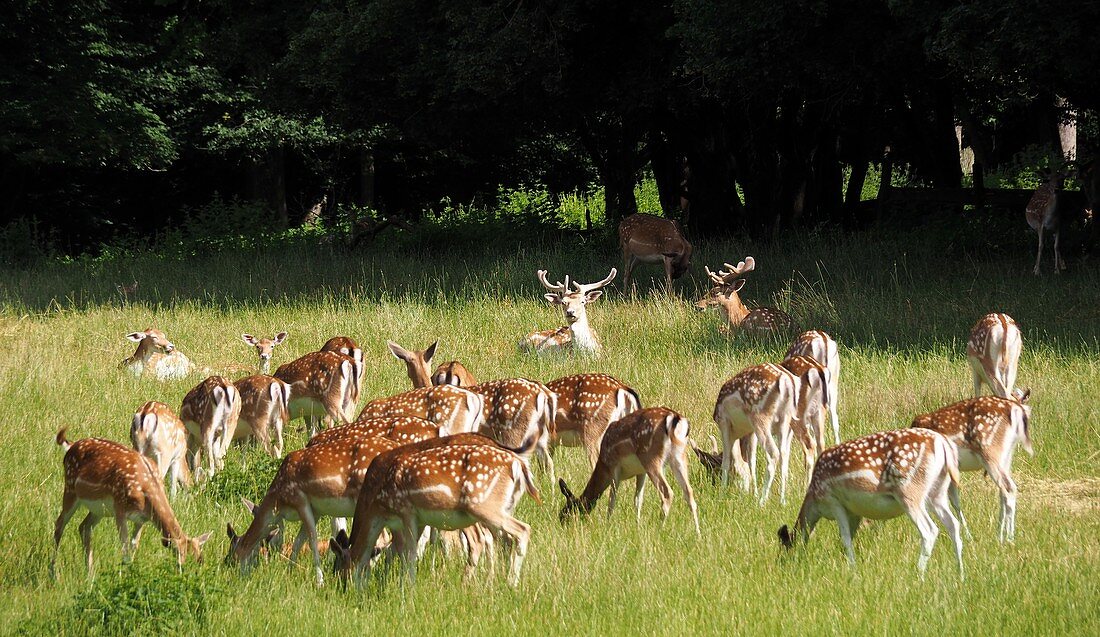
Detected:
left=3, top=0, right=1098, bottom=257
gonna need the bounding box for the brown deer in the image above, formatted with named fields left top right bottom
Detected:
left=471, top=378, right=557, bottom=482
left=618, top=213, right=693, bottom=289
left=119, top=328, right=201, bottom=381
left=357, top=385, right=484, bottom=435
left=232, top=375, right=291, bottom=457
left=967, top=313, right=1023, bottom=399
left=274, top=351, right=359, bottom=436
left=432, top=360, right=477, bottom=387
left=785, top=329, right=841, bottom=443
left=50, top=429, right=211, bottom=578
left=558, top=407, right=699, bottom=535
left=911, top=392, right=1033, bottom=543
left=711, top=362, right=799, bottom=505
left=387, top=340, right=439, bottom=388
left=545, top=373, right=641, bottom=467
left=779, top=355, right=830, bottom=476
left=695, top=258, right=794, bottom=334
left=320, top=335, right=365, bottom=405
left=130, top=401, right=192, bottom=497
left=180, top=376, right=242, bottom=480
left=225, top=434, right=401, bottom=586
left=1025, top=170, right=1066, bottom=274
left=241, top=332, right=288, bottom=375
left=778, top=428, right=964, bottom=579
left=308, top=416, right=442, bottom=447
left=521, top=268, right=617, bottom=353
left=329, top=433, right=540, bottom=587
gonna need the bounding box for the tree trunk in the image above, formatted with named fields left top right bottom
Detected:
left=647, top=128, right=681, bottom=216
left=358, top=146, right=376, bottom=208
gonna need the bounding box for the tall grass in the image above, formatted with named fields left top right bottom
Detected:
left=1, top=221, right=1098, bottom=635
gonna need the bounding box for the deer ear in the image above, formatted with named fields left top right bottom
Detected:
left=241, top=497, right=257, bottom=514
left=273, top=331, right=288, bottom=345
left=558, top=478, right=574, bottom=500
left=424, top=341, right=438, bottom=363
left=584, top=290, right=603, bottom=302
left=194, top=532, right=212, bottom=547
left=242, top=334, right=258, bottom=346
left=544, top=293, right=562, bottom=305
left=226, top=522, right=237, bottom=539
left=125, top=332, right=146, bottom=342
left=387, top=341, right=411, bottom=361
left=731, top=279, right=747, bottom=293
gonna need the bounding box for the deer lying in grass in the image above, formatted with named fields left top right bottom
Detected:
left=241, top=332, right=288, bottom=375
left=558, top=407, right=699, bottom=535
left=695, top=258, right=794, bottom=334
left=521, top=269, right=617, bottom=353
left=51, top=429, right=211, bottom=577
left=618, top=213, right=693, bottom=289
left=967, top=313, right=1023, bottom=399
left=545, top=373, right=640, bottom=468
left=130, top=401, right=192, bottom=497
left=120, top=328, right=203, bottom=380
left=180, top=376, right=241, bottom=481
left=911, top=391, right=1033, bottom=542
left=778, top=428, right=964, bottom=579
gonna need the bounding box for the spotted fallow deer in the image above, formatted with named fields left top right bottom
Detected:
left=778, top=428, right=964, bottom=578
left=232, top=375, right=291, bottom=458
left=471, top=378, right=557, bottom=482
left=545, top=373, right=640, bottom=468
left=307, top=416, right=443, bottom=448
left=432, top=360, right=477, bottom=387
left=711, top=362, right=799, bottom=505
left=320, top=336, right=365, bottom=406
left=521, top=268, right=617, bottom=354
left=130, top=401, right=192, bottom=497
left=695, top=258, right=794, bottom=334
left=50, top=429, right=211, bottom=578
left=912, top=391, right=1033, bottom=543
left=1025, top=171, right=1066, bottom=275
left=618, top=213, right=693, bottom=289
left=786, top=329, right=841, bottom=444
left=119, top=328, right=202, bottom=380
left=388, top=340, right=439, bottom=388
left=241, top=332, right=287, bottom=375
left=558, top=406, right=699, bottom=535
left=778, top=355, right=830, bottom=476
left=225, top=434, right=402, bottom=586
left=180, top=376, right=242, bottom=480
left=357, top=385, right=484, bottom=436
left=330, top=433, right=540, bottom=587
left=274, top=351, right=359, bottom=436
left=967, top=313, right=1023, bottom=399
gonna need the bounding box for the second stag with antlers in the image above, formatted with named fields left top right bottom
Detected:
left=521, top=268, right=617, bottom=354
left=695, top=257, right=794, bottom=334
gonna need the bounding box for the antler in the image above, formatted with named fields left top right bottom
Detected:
left=537, top=270, right=570, bottom=294
left=573, top=268, right=618, bottom=294
left=716, top=257, right=755, bottom=282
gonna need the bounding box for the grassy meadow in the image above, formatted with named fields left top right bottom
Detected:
left=1, top=218, right=1098, bottom=635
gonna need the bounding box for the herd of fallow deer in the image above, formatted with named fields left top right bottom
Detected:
left=53, top=210, right=1041, bottom=589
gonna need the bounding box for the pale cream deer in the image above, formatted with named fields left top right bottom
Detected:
left=226, top=434, right=401, bottom=586
left=241, top=332, right=288, bottom=375
left=119, top=328, right=201, bottom=380
left=912, top=391, right=1033, bottom=543
left=232, top=375, right=291, bottom=457
left=274, top=351, right=359, bottom=436
left=967, top=312, right=1023, bottom=399
left=130, top=401, right=192, bottom=497
left=618, top=213, right=693, bottom=289
left=50, top=429, right=211, bottom=577
left=695, top=258, right=794, bottom=333
left=785, top=329, right=841, bottom=443
left=558, top=406, right=699, bottom=535
left=180, top=376, right=242, bottom=480
left=545, top=373, right=640, bottom=467
left=778, top=428, right=964, bottom=578
left=330, top=433, right=540, bottom=587
left=521, top=268, right=617, bottom=353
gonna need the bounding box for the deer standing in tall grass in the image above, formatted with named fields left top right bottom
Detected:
left=241, top=332, right=288, bottom=375
left=618, top=213, right=693, bottom=289
left=545, top=373, right=640, bottom=468
left=130, top=401, right=192, bottom=497
left=785, top=329, right=841, bottom=443
left=1025, top=171, right=1066, bottom=275
left=180, top=376, right=241, bottom=480
left=274, top=351, right=359, bottom=436
left=51, top=429, right=211, bottom=577
left=967, top=313, right=1022, bottom=399
left=695, top=258, right=794, bottom=334
left=232, top=375, right=291, bottom=457
left=521, top=269, right=617, bottom=353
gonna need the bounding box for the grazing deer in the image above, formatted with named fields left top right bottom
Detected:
left=130, top=401, right=192, bottom=497
left=967, top=313, right=1023, bottom=399
left=521, top=269, right=617, bottom=354
left=786, top=329, right=841, bottom=443
left=432, top=360, right=477, bottom=387
left=545, top=373, right=641, bottom=467
left=308, top=416, right=442, bottom=448
left=233, top=375, right=291, bottom=458
left=779, top=355, right=831, bottom=472
left=558, top=407, right=699, bottom=535
left=695, top=258, right=794, bottom=334
left=912, top=392, right=1033, bottom=543
left=274, top=351, right=359, bottom=436
left=119, top=328, right=201, bottom=381
left=388, top=340, right=439, bottom=388
left=618, top=213, right=693, bottom=289
left=357, top=385, right=484, bottom=436
left=711, top=363, right=799, bottom=505
left=778, top=428, right=964, bottom=578
left=320, top=335, right=365, bottom=405
left=471, top=378, right=557, bottom=482
left=329, top=434, right=540, bottom=587
left=241, top=332, right=288, bottom=375
left=225, top=434, right=402, bottom=586
left=1025, top=171, right=1066, bottom=274
left=180, top=376, right=242, bottom=480
left=50, top=429, right=211, bottom=577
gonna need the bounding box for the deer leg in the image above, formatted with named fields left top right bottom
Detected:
left=401, top=519, right=421, bottom=586
left=78, top=514, right=100, bottom=574
left=832, top=503, right=857, bottom=565
left=1055, top=229, right=1066, bottom=271
left=50, top=492, right=78, bottom=578
left=742, top=434, right=758, bottom=494
left=947, top=478, right=972, bottom=542
left=777, top=422, right=793, bottom=506
left=1034, top=226, right=1044, bottom=275
left=114, top=507, right=133, bottom=564
left=668, top=450, right=700, bottom=535
left=902, top=497, right=939, bottom=575
left=607, top=477, right=621, bottom=520
left=630, top=475, right=646, bottom=522
left=296, top=505, right=324, bottom=587
left=1000, top=473, right=1019, bottom=544
left=203, top=428, right=217, bottom=480
left=130, top=521, right=145, bottom=555
left=288, top=525, right=309, bottom=565
left=623, top=255, right=637, bottom=291
left=273, top=415, right=285, bottom=458
left=647, top=468, right=674, bottom=522
left=460, top=526, right=483, bottom=581
left=662, top=255, right=674, bottom=290
left=497, top=516, right=531, bottom=587
left=930, top=488, right=965, bottom=580
left=757, top=426, right=781, bottom=506
left=719, top=422, right=735, bottom=488
left=536, top=432, right=556, bottom=485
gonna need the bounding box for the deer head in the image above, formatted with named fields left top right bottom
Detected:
left=242, top=332, right=288, bottom=374
left=538, top=268, right=617, bottom=326
left=388, top=340, right=438, bottom=388
left=125, top=328, right=176, bottom=355
left=694, top=258, right=754, bottom=314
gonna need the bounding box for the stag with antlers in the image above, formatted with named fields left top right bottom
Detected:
left=521, top=268, right=617, bottom=354
left=695, top=258, right=794, bottom=334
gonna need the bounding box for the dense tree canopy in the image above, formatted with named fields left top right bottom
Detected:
left=1, top=0, right=1097, bottom=252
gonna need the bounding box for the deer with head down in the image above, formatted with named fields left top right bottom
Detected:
left=618, top=213, right=693, bottom=290
left=521, top=268, right=617, bottom=354
left=695, top=258, right=794, bottom=334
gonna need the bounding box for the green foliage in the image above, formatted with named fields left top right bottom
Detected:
left=202, top=449, right=283, bottom=506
